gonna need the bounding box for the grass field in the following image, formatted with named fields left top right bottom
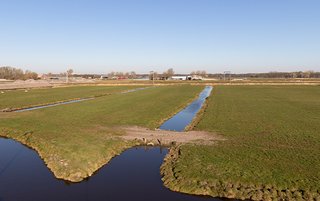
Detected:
left=2, top=84, right=319, bottom=200
left=0, top=85, right=141, bottom=110
left=161, top=85, right=320, bottom=200
left=0, top=85, right=203, bottom=182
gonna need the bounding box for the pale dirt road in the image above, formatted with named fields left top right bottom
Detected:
left=119, top=126, right=224, bottom=145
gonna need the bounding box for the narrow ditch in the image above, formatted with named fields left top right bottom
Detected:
left=159, top=86, right=212, bottom=131
left=1, top=87, right=150, bottom=113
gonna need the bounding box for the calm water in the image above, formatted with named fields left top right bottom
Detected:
left=160, top=86, right=213, bottom=131
left=120, top=87, right=151, bottom=94
left=14, top=98, right=94, bottom=112
left=0, top=138, right=230, bottom=201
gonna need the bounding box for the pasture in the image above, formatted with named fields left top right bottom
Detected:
left=0, top=85, right=202, bottom=182
left=161, top=85, right=320, bottom=200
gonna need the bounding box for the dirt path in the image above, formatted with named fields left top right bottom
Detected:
left=119, top=126, right=224, bottom=145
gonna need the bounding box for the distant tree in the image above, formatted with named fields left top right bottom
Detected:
left=149, top=71, right=158, bottom=80
left=167, top=68, right=174, bottom=76
left=0, top=67, right=39, bottom=80
left=291, top=72, right=297, bottom=78
left=67, top=69, right=73, bottom=77
left=200, top=70, right=207, bottom=77
left=107, top=71, right=137, bottom=79
left=24, top=70, right=38, bottom=80
left=190, top=70, right=207, bottom=77
left=206, top=71, right=320, bottom=79
left=0, top=66, right=25, bottom=80
left=310, top=71, right=320, bottom=78
left=163, top=68, right=174, bottom=80
left=115, top=72, right=124, bottom=77
left=297, top=71, right=303, bottom=78
left=303, top=71, right=312, bottom=78
left=129, top=71, right=137, bottom=79
left=107, top=71, right=115, bottom=78
left=66, top=69, right=73, bottom=83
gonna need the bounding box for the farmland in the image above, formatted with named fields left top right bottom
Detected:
left=161, top=85, right=320, bottom=200
left=1, top=84, right=320, bottom=200
left=0, top=85, right=203, bottom=182
left=0, top=85, right=141, bottom=110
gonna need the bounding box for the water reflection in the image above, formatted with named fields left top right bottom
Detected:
left=14, top=98, right=94, bottom=112
left=160, top=86, right=213, bottom=131
left=0, top=138, right=231, bottom=201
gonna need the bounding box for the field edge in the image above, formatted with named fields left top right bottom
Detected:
left=160, top=145, right=320, bottom=200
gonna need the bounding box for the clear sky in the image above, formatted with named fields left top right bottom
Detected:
left=1, top=0, right=320, bottom=74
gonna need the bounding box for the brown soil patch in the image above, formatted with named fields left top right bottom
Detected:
left=119, top=126, right=224, bottom=146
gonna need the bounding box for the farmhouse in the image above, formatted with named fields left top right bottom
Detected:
left=187, top=75, right=203, bottom=80
left=169, top=75, right=204, bottom=80
left=170, top=76, right=188, bottom=80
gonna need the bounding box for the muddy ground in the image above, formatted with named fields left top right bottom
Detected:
left=119, top=126, right=224, bottom=146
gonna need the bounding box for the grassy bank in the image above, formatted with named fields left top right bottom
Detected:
left=161, top=85, right=320, bottom=200
left=0, top=85, right=203, bottom=182
left=0, top=85, right=140, bottom=110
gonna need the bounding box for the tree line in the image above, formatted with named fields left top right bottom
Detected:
left=0, top=66, right=38, bottom=80
left=106, top=68, right=208, bottom=80
left=208, top=71, right=320, bottom=79
left=107, top=71, right=137, bottom=79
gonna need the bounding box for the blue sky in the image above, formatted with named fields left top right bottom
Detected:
left=1, top=0, right=320, bottom=74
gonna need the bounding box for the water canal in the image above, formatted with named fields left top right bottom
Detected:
left=160, top=86, right=212, bottom=131
left=0, top=139, right=229, bottom=201
left=13, top=98, right=94, bottom=112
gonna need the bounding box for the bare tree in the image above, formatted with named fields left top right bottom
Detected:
left=66, top=69, right=73, bottom=83
left=200, top=70, right=207, bottom=77
left=24, top=70, right=38, bottom=80
left=149, top=71, right=158, bottom=80
left=107, top=71, right=136, bottom=79
left=163, top=68, right=174, bottom=80
left=129, top=71, right=136, bottom=79
left=67, top=69, right=73, bottom=76
left=291, top=72, right=297, bottom=78
left=0, top=66, right=37, bottom=80
left=107, top=71, right=115, bottom=78
left=303, top=71, right=312, bottom=78
left=0, top=66, right=22, bottom=80
left=115, top=72, right=124, bottom=77
left=191, top=70, right=207, bottom=77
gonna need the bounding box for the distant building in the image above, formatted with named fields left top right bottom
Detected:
left=169, top=75, right=203, bottom=80
left=188, top=75, right=203, bottom=80
left=40, top=73, right=65, bottom=80
left=100, top=75, right=109, bottom=80
left=170, top=76, right=188, bottom=80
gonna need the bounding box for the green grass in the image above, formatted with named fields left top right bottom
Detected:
left=0, top=85, right=203, bottom=182
left=162, top=86, right=320, bottom=200
left=0, top=85, right=140, bottom=110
